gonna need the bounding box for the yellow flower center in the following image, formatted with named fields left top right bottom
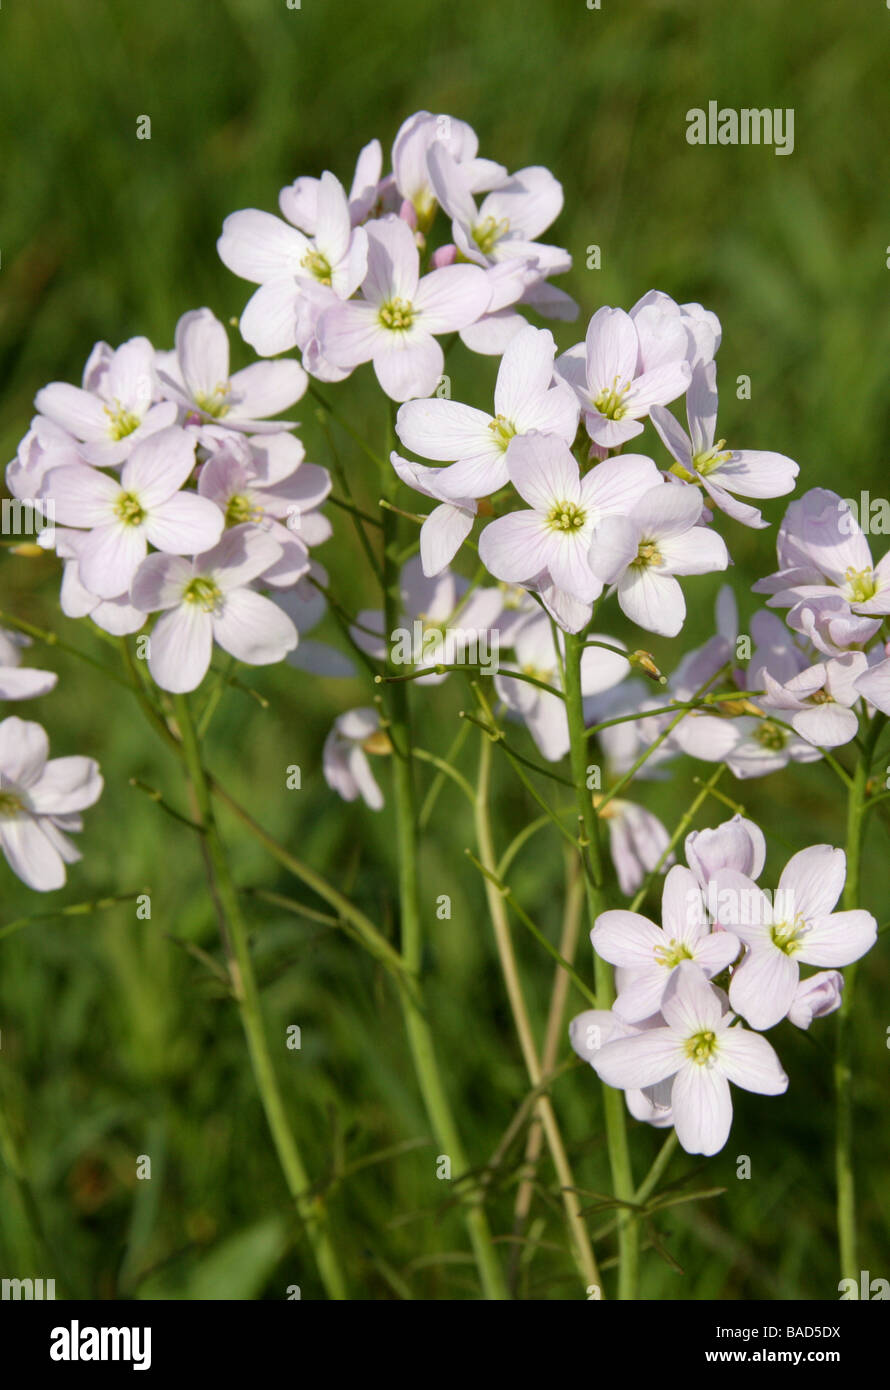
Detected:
left=225, top=493, right=262, bottom=527
left=756, top=720, right=788, bottom=751
left=378, top=297, right=415, bottom=331
left=593, top=377, right=632, bottom=420
left=301, top=248, right=333, bottom=285
left=692, top=440, right=732, bottom=477
left=488, top=415, right=516, bottom=450
left=183, top=576, right=223, bottom=612
left=547, top=501, right=586, bottom=532
left=845, top=566, right=877, bottom=604
left=632, top=539, right=663, bottom=569
left=770, top=914, right=806, bottom=956
left=105, top=403, right=141, bottom=440
left=653, top=939, right=695, bottom=969
left=473, top=215, right=509, bottom=255
left=115, top=491, right=146, bottom=526
left=194, top=385, right=231, bottom=419
left=0, top=790, right=24, bottom=816
left=686, top=1029, right=719, bottom=1065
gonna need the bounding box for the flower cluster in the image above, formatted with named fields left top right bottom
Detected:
left=8, top=308, right=333, bottom=689
left=3, top=113, right=883, bottom=1203
left=0, top=629, right=102, bottom=891
left=570, top=816, right=877, bottom=1155
left=217, top=111, right=578, bottom=396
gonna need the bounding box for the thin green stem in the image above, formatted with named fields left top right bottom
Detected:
left=835, top=710, right=884, bottom=1283
left=173, top=694, right=348, bottom=1300
left=563, top=629, right=637, bottom=1300
left=474, top=733, right=601, bottom=1295
left=380, top=505, right=508, bottom=1301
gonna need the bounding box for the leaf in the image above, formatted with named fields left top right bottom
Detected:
left=136, top=1216, right=287, bottom=1300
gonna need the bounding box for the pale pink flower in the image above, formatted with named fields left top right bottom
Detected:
left=0, top=630, right=57, bottom=701
left=494, top=610, right=628, bottom=761
left=854, top=655, right=890, bottom=717
left=323, top=707, right=386, bottom=811
left=130, top=524, right=297, bottom=693
left=593, top=962, right=788, bottom=1156
left=650, top=362, right=798, bottom=528
left=602, top=799, right=673, bottom=896
left=479, top=433, right=661, bottom=605
left=755, top=488, right=890, bottom=615
left=759, top=652, right=867, bottom=748
left=629, top=290, right=721, bottom=372
left=42, top=426, right=223, bottom=600
left=34, top=337, right=177, bottom=468
left=158, top=308, right=306, bottom=431
left=218, top=174, right=369, bottom=357
left=556, top=306, right=691, bottom=449
left=787, top=971, right=844, bottom=1030
left=713, top=847, right=877, bottom=1030
left=391, top=112, right=506, bottom=231
left=685, top=814, right=766, bottom=888
left=589, top=483, right=729, bottom=637
left=394, top=326, right=578, bottom=498
left=318, top=216, right=490, bottom=401
left=0, top=716, right=103, bottom=892
left=389, top=453, right=476, bottom=577
left=569, top=1008, right=673, bottom=1129
left=591, top=865, right=740, bottom=1022
left=197, top=432, right=331, bottom=587
left=279, top=140, right=384, bottom=233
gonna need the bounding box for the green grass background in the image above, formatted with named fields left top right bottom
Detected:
left=0, top=0, right=888, bottom=1299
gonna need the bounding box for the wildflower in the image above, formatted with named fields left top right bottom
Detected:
left=593, top=961, right=788, bottom=1156
left=34, top=337, right=177, bottom=467
left=41, top=427, right=223, bottom=600
left=0, top=716, right=103, bottom=891
left=591, top=865, right=741, bottom=1022
left=556, top=305, right=691, bottom=450
left=394, top=325, right=578, bottom=499
left=389, top=454, right=476, bottom=577
left=479, top=433, right=661, bottom=605
left=650, top=362, right=798, bottom=528
left=713, top=846, right=877, bottom=1029
left=494, top=610, right=628, bottom=761
left=589, top=483, right=729, bottom=637
left=129, top=524, right=297, bottom=692
left=318, top=216, right=490, bottom=401
left=159, top=308, right=307, bottom=430
left=323, top=707, right=388, bottom=810
left=0, top=629, right=57, bottom=701
left=218, top=173, right=369, bottom=357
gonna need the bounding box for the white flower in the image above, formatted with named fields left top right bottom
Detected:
left=0, top=630, right=57, bottom=701
left=42, top=427, right=223, bottom=600
left=712, top=847, right=877, bottom=1030
left=650, top=362, right=798, bottom=528
left=318, top=215, right=491, bottom=402
left=130, top=524, right=297, bottom=693
left=479, top=433, right=662, bottom=606
left=593, top=961, right=788, bottom=1156
left=34, top=337, right=177, bottom=468
left=218, top=174, right=369, bottom=357
left=159, top=308, right=307, bottom=430
left=591, top=865, right=740, bottom=1021
left=0, top=716, right=103, bottom=891
left=323, top=707, right=387, bottom=810
left=394, top=325, right=578, bottom=499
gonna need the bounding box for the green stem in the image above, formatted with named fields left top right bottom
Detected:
left=380, top=508, right=508, bottom=1301
left=563, top=630, right=638, bottom=1300
left=173, top=694, right=348, bottom=1300
left=835, top=710, right=883, bottom=1284
left=474, top=735, right=602, bottom=1295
